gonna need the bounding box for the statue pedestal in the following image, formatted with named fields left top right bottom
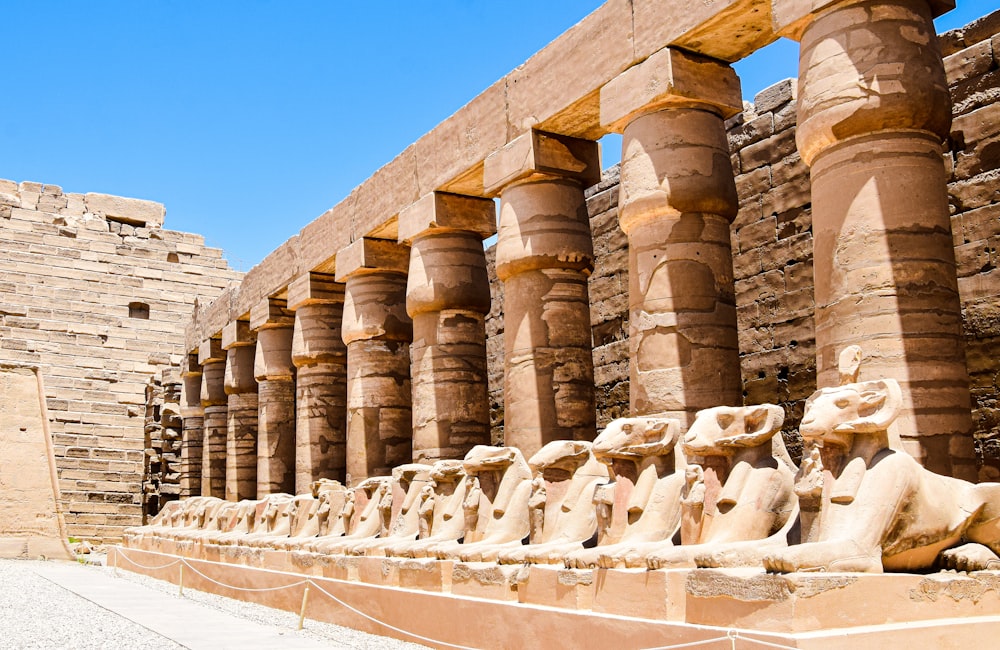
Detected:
left=112, top=544, right=1000, bottom=649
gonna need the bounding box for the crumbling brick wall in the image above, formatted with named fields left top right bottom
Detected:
left=142, top=368, right=183, bottom=519
left=485, top=11, right=1000, bottom=469
left=0, top=179, right=241, bottom=542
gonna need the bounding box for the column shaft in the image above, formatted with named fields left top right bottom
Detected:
left=495, top=177, right=597, bottom=459
left=224, top=338, right=258, bottom=501
left=254, top=326, right=296, bottom=496
left=291, top=300, right=348, bottom=493
left=619, top=108, right=741, bottom=427
left=407, top=230, right=492, bottom=462
left=797, top=0, right=973, bottom=477
left=340, top=253, right=412, bottom=486
left=199, top=358, right=227, bottom=499
left=179, top=359, right=204, bottom=497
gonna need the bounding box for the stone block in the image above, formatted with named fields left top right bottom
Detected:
left=506, top=0, right=634, bottom=141
left=413, top=79, right=508, bottom=198
left=739, top=128, right=798, bottom=172
left=753, top=78, right=797, bottom=115
left=285, top=272, right=343, bottom=310
left=397, top=191, right=496, bottom=243
left=395, top=558, right=453, bottom=592
left=517, top=565, right=594, bottom=610
left=601, top=47, right=741, bottom=132
left=633, top=0, right=776, bottom=63
left=334, top=237, right=410, bottom=282
left=483, top=130, right=601, bottom=195
left=591, top=568, right=686, bottom=621
left=728, top=113, right=774, bottom=150
left=249, top=297, right=293, bottom=331
left=944, top=39, right=995, bottom=85
left=84, top=193, right=165, bottom=228
left=450, top=562, right=521, bottom=602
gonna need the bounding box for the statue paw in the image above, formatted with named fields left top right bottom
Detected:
left=941, top=543, right=1000, bottom=572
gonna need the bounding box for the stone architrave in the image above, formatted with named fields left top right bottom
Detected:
left=288, top=272, right=349, bottom=493
left=179, top=353, right=205, bottom=497
left=336, top=237, right=413, bottom=486
left=198, top=338, right=228, bottom=499
left=783, top=0, right=975, bottom=478
left=251, top=297, right=296, bottom=497
left=484, top=130, right=601, bottom=461
left=398, top=192, right=496, bottom=464
left=601, top=47, right=743, bottom=429
left=222, top=320, right=258, bottom=501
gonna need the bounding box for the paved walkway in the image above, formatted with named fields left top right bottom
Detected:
left=1, top=559, right=426, bottom=650
left=30, top=561, right=331, bottom=650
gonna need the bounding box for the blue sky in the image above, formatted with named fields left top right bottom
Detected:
left=3, top=2, right=990, bottom=271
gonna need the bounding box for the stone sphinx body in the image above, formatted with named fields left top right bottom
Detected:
left=382, top=459, right=469, bottom=558
left=344, top=464, right=433, bottom=556
left=763, top=350, right=1000, bottom=573
left=431, top=445, right=532, bottom=562
left=564, top=417, right=685, bottom=569
left=635, top=404, right=798, bottom=569
left=305, top=476, right=392, bottom=554
left=498, top=440, right=609, bottom=565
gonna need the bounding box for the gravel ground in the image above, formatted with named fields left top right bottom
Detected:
left=0, top=558, right=429, bottom=650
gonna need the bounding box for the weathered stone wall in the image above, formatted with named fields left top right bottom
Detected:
left=485, top=12, right=1000, bottom=466
left=142, top=368, right=183, bottom=519
left=0, top=179, right=241, bottom=542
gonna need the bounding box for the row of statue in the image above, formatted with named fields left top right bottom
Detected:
left=126, top=348, right=1000, bottom=573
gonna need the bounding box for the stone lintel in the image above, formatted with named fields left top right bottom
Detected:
left=483, top=130, right=601, bottom=196
left=221, top=320, right=256, bottom=350
left=600, top=47, right=742, bottom=132
left=249, top=297, right=294, bottom=332
left=84, top=192, right=166, bottom=228
left=334, top=237, right=410, bottom=283
left=772, top=0, right=956, bottom=40
left=197, top=338, right=226, bottom=365
left=286, top=272, right=345, bottom=311
left=397, top=192, right=497, bottom=244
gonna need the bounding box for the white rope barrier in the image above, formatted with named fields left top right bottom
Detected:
left=642, top=634, right=731, bottom=649
left=180, top=561, right=309, bottom=593
left=306, top=580, right=479, bottom=650
left=112, top=546, right=801, bottom=650
left=113, top=549, right=182, bottom=572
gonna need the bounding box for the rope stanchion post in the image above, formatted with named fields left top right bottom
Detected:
left=179, top=563, right=184, bottom=597
left=113, top=548, right=118, bottom=577
left=298, top=585, right=310, bottom=630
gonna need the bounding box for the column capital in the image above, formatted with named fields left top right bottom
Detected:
left=286, top=272, right=344, bottom=311
left=772, top=0, right=955, bottom=40
left=397, top=192, right=496, bottom=244
left=197, top=337, right=225, bottom=365
left=600, top=47, right=741, bottom=133
left=335, top=237, right=410, bottom=283
left=221, top=320, right=256, bottom=350
left=483, top=130, right=600, bottom=196
left=249, top=297, right=294, bottom=332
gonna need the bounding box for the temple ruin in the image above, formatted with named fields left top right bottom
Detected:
left=4, top=0, right=1000, bottom=646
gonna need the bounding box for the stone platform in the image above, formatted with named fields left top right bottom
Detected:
left=112, top=545, right=1000, bottom=649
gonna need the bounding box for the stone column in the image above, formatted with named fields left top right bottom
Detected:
left=250, top=297, right=296, bottom=497
left=483, top=130, right=600, bottom=460
left=179, top=353, right=204, bottom=497
left=335, top=238, right=412, bottom=486
left=222, top=320, right=258, bottom=501
left=398, top=192, right=496, bottom=463
left=197, top=338, right=227, bottom=499
left=601, top=47, right=743, bottom=429
left=781, top=0, right=974, bottom=478
left=288, top=272, right=348, bottom=493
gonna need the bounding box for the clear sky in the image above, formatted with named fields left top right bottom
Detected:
left=3, top=1, right=990, bottom=271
